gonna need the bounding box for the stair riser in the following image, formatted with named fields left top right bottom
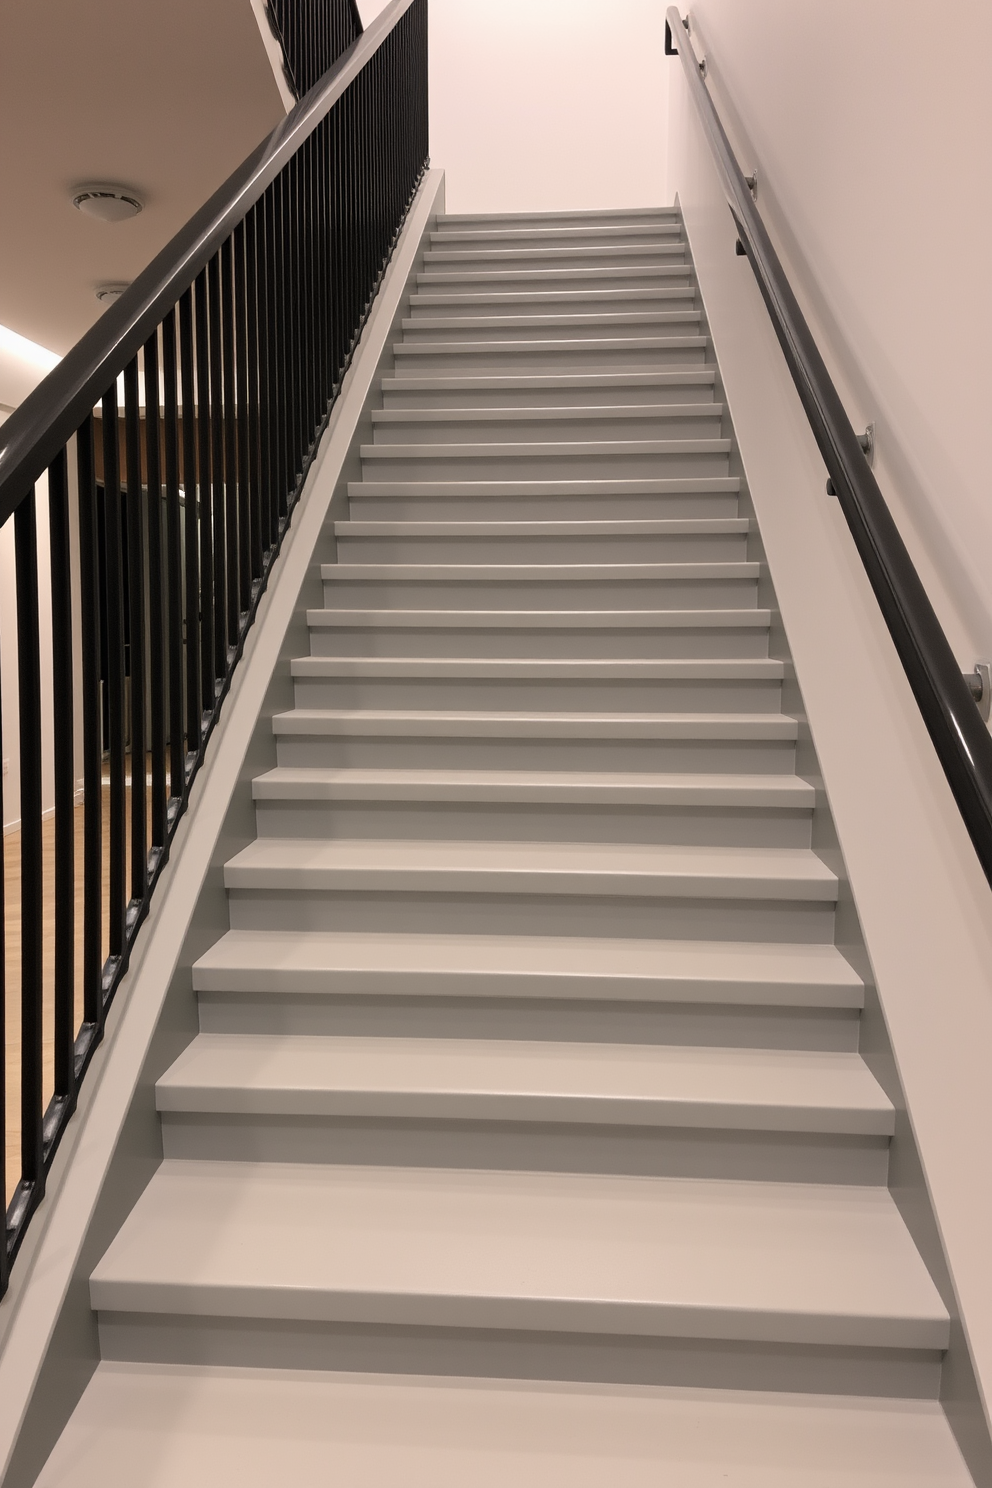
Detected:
left=418, top=269, right=694, bottom=292
left=348, top=493, right=740, bottom=520
left=292, top=677, right=785, bottom=712
left=94, top=1316, right=941, bottom=1401
left=423, top=247, right=688, bottom=268
left=320, top=580, right=757, bottom=610
left=408, top=291, right=697, bottom=314
left=160, top=1114, right=888, bottom=1187
left=430, top=230, right=685, bottom=250
left=196, top=992, right=861, bottom=1053
left=360, top=451, right=728, bottom=482
left=307, top=627, right=770, bottom=661
left=251, top=800, right=813, bottom=850
left=273, top=735, right=797, bottom=775
left=335, top=534, right=747, bottom=562
left=226, top=890, right=835, bottom=944
left=437, top=211, right=681, bottom=228
left=391, top=344, right=708, bottom=372
left=371, top=413, right=724, bottom=444
left=401, top=320, right=701, bottom=343
left=381, top=379, right=715, bottom=409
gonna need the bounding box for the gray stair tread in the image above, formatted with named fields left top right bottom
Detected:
left=192, top=932, right=862, bottom=1006
left=362, top=440, right=729, bottom=460
left=430, top=226, right=683, bottom=242
left=393, top=337, right=708, bottom=354
left=440, top=206, right=679, bottom=223
left=322, top=561, right=754, bottom=581
left=418, top=265, right=693, bottom=282
left=270, top=709, right=799, bottom=740
left=371, top=403, right=720, bottom=424
left=425, top=245, right=687, bottom=261
left=223, top=838, right=837, bottom=900
left=409, top=288, right=696, bottom=305
left=192, top=930, right=862, bottom=1005
left=381, top=370, right=716, bottom=391
left=306, top=609, right=770, bottom=630
left=36, top=1364, right=974, bottom=1488
left=335, top=519, right=749, bottom=537
left=290, top=656, right=784, bottom=678
left=157, top=1034, right=891, bottom=1135
left=349, top=476, right=740, bottom=496
left=89, top=1160, right=947, bottom=1349
left=402, top=311, right=700, bottom=330
left=251, top=767, right=813, bottom=808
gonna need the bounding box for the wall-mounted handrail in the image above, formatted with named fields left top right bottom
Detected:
left=0, top=0, right=428, bottom=1290
left=665, top=6, right=992, bottom=890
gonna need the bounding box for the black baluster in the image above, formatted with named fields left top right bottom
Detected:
left=102, top=388, right=127, bottom=962
left=194, top=271, right=216, bottom=714
left=221, top=237, right=240, bottom=640
left=162, top=310, right=186, bottom=798
left=48, top=449, right=76, bottom=1113
left=76, top=418, right=104, bottom=1036
left=123, top=357, right=147, bottom=907
left=14, top=488, right=44, bottom=1204
left=244, top=207, right=264, bottom=582
left=180, top=289, right=204, bottom=750
left=143, top=334, right=168, bottom=853
left=234, top=222, right=255, bottom=600
left=208, top=253, right=227, bottom=678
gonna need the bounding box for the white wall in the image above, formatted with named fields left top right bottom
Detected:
left=667, top=38, right=992, bottom=1457
left=669, top=0, right=992, bottom=668
left=358, top=0, right=670, bottom=213
left=1, top=329, right=62, bottom=832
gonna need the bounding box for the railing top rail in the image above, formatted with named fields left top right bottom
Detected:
left=0, top=0, right=417, bottom=525
left=664, top=6, right=992, bottom=889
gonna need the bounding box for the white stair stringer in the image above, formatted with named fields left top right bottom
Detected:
left=43, top=207, right=973, bottom=1487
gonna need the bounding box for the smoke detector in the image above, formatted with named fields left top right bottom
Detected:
left=71, top=184, right=143, bottom=223
left=95, top=283, right=130, bottom=305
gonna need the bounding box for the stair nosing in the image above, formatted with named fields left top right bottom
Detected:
left=290, top=656, right=784, bottom=676
left=270, top=708, right=798, bottom=740
left=251, top=766, right=814, bottom=810
left=335, top=518, right=749, bottom=535
left=88, top=1161, right=949, bottom=1351
left=306, top=609, right=769, bottom=630
left=192, top=929, right=863, bottom=1006
left=392, top=337, right=709, bottom=354
left=224, top=838, right=838, bottom=903
left=156, top=1033, right=892, bottom=1137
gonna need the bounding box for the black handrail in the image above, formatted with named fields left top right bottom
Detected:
left=0, top=0, right=428, bottom=1290
left=665, top=7, right=992, bottom=889
left=267, top=0, right=364, bottom=102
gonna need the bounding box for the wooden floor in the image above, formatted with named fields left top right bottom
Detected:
left=4, top=770, right=141, bottom=1205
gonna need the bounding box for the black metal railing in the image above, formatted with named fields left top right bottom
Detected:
left=268, top=0, right=364, bottom=100
left=0, top=0, right=428, bottom=1290
left=665, top=7, right=992, bottom=890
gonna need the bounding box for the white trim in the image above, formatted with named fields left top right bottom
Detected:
left=0, top=168, right=445, bottom=1481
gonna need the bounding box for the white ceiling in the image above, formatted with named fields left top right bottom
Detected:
left=0, top=0, right=285, bottom=356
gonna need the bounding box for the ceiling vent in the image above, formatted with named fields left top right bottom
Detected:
left=71, top=185, right=143, bottom=223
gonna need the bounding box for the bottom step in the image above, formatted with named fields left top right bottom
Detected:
left=36, top=1363, right=973, bottom=1487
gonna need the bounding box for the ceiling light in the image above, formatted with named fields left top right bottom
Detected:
left=0, top=323, right=61, bottom=373
left=95, top=283, right=130, bottom=305
left=71, top=184, right=143, bottom=223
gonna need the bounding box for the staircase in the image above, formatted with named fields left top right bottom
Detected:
left=38, top=208, right=973, bottom=1485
